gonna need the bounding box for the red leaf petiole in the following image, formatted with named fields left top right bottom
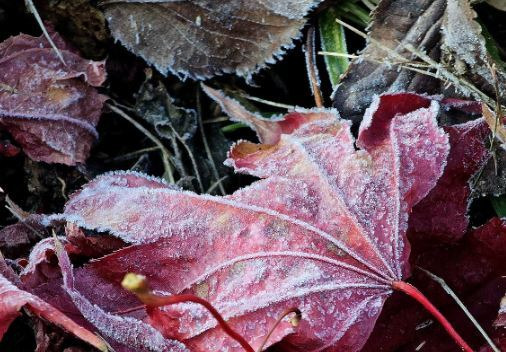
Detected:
left=392, top=281, right=473, bottom=352
left=122, top=273, right=255, bottom=352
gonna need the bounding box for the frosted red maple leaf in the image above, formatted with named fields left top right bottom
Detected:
left=32, top=90, right=479, bottom=352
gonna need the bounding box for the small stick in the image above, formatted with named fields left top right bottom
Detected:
left=240, top=93, right=295, bottom=110
left=256, top=308, right=301, bottom=352
left=122, top=273, right=254, bottom=352
left=393, top=281, right=473, bottom=352
left=24, top=0, right=66, bottom=65
left=418, top=268, right=500, bottom=352
left=107, top=103, right=175, bottom=184
left=304, top=26, right=324, bottom=108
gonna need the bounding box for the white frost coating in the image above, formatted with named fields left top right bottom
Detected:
left=60, top=185, right=393, bottom=281
left=389, top=101, right=448, bottom=277
left=284, top=134, right=397, bottom=279
left=52, top=95, right=452, bottom=350
left=182, top=282, right=389, bottom=336
left=0, top=109, right=99, bottom=138
left=186, top=251, right=391, bottom=290
left=20, top=236, right=65, bottom=277
left=312, top=294, right=385, bottom=352
left=359, top=94, right=381, bottom=136
left=104, top=0, right=325, bottom=80
left=67, top=289, right=188, bottom=352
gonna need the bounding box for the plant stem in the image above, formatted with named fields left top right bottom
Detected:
left=122, top=272, right=255, bottom=352
left=392, top=281, right=473, bottom=352
left=256, top=308, right=301, bottom=352
left=142, top=294, right=255, bottom=352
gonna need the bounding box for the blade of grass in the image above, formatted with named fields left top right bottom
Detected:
left=491, top=195, right=506, bottom=217
left=319, top=7, right=349, bottom=89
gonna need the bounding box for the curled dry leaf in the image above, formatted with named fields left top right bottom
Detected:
left=332, top=0, right=445, bottom=121
left=333, top=0, right=506, bottom=120
left=48, top=91, right=450, bottom=351
left=0, top=30, right=106, bottom=165
left=100, top=0, right=322, bottom=79
left=0, top=263, right=108, bottom=351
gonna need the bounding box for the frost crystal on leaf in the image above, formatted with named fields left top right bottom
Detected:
left=100, top=0, right=323, bottom=79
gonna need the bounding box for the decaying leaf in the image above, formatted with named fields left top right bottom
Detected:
left=0, top=30, right=107, bottom=165
left=487, top=0, right=506, bottom=11
left=332, top=0, right=506, bottom=121
left=100, top=0, right=323, bottom=79
left=135, top=74, right=198, bottom=180
left=332, top=0, right=445, bottom=120
left=472, top=148, right=506, bottom=198
left=0, top=265, right=108, bottom=351
left=43, top=91, right=450, bottom=351
left=136, top=77, right=197, bottom=143
left=408, top=118, right=490, bottom=243
left=366, top=217, right=506, bottom=351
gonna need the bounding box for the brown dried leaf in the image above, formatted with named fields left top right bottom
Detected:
left=332, top=0, right=445, bottom=121
left=333, top=0, right=506, bottom=121
left=101, top=0, right=322, bottom=79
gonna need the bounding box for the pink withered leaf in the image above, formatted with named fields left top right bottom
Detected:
left=0, top=30, right=106, bottom=165
left=47, top=91, right=455, bottom=351
left=53, top=238, right=190, bottom=352
left=0, top=259, right=108, bottom=351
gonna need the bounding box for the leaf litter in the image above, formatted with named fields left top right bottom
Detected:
left=1, top=1, right=506, bottom=351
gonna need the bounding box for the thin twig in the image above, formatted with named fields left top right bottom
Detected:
left=24, top=0, right=66, bottom=65
left=240, top=94, right=295, bottom=110
left=319, top=51, right=431, bottom=69
left=304, top=26, right=324, bottom=108
left=418, top=268, right=500, bottom=352
left=5, top=196, right=43, bottom=239
left=108, top=146, right=160, bottom=163
left=203, top=116, right=230, bottom=124
left=166, top=122, right=204, bottom=193
left=55, top=176, right=68, bottom=201
left=197, top=89, right=226, bottom=195
left=403, top=44, right=495, bottom=106
left=107, top=103, right=175, bottom=183
left=257, top=308, right=301, bottom=352
left=206, top=176, right=228, bottom=194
